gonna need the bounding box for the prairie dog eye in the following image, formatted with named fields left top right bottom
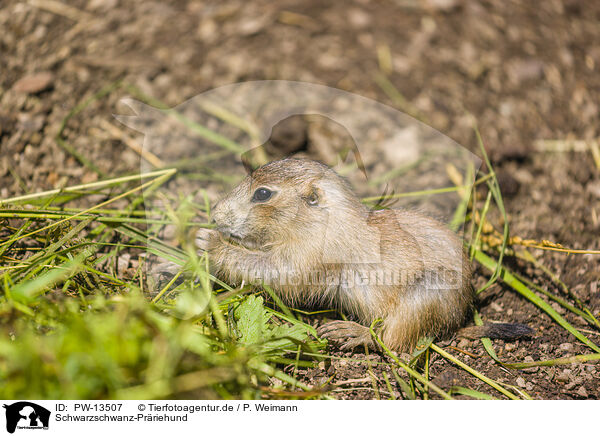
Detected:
left=252, top=187, right=273, bottom=202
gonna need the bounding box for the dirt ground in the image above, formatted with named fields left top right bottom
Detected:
left=1, top=0, right=599, bottom=399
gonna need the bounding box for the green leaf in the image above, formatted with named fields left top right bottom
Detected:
left=235, top=295, right=266, bottom=345
left=449, top=386, right=498, bottom=400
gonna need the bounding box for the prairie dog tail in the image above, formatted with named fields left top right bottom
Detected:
left=458, top=323, right=534, bottom=340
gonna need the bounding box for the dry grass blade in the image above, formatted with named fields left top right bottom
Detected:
left=28, top=0, right=92, bottom=21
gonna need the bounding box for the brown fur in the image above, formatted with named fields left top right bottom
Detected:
left=206, top=158, right=476, bottom=352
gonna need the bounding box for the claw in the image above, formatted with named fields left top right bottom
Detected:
left=317, top=320, right=354, bottom=337
left=195, top=228, right=216, bottom=252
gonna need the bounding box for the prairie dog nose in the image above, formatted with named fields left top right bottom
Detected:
left=211, top=200, right=227, bottom=225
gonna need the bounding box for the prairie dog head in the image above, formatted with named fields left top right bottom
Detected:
left=211, top=158, right=365, bottom=251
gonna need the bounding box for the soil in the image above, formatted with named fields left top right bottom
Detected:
left=1, top=0, right=599, bottom=399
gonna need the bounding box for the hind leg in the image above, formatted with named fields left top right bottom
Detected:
left=317, top=320, right=378, bottom=351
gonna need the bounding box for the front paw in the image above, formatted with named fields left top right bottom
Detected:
left=195, top=228, right=217, bottom=252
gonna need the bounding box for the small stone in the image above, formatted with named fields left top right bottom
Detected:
left=559, top=343, right=573, bottom=352
left=432, top=370, right=459, bottom=388
left=577, top=386, right=588, bottom=398
left=88, top=0, right=118, bottom=10
left=117, top=253, right=131, bottom=275
left=555, top=369, right=571, bottom=383
left=521, top=356, right=539, bottom=373
left=516, top=377, right=526, bottom=388
left=424, top=0, right=459, bottom=11
left=197, top=19, right=217, bottom=43
left=399, top=353, right=412, bottom=362
left=13, top=72, right=54, bottom=94
left=507, top=58, right=544, bottom=84
left=457, top=338, right=470, bottom=349
left=17, top=113, right=45, bottom=132
left=238, top=16, right=269, bottom=36
left=348, top=8, right=371, bottom=28
left=490, top=302, right=503, bottom=312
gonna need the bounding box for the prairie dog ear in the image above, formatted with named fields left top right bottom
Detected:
left=312, top=176, right=356, bottom=207
left=302, top=184, right=323, bottom=206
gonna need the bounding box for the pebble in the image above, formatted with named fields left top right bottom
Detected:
left=17, top=113, right=45, bottom=132
left=424, top=0, right=460, bottom=12
left=507, top=58, right=545, bottom=84
left=558, top=343, right=573, bottom=352
left=516, top=377, right=526, bottom=388
left=238, top=16, right=269, bottom=36
left=490, top=302, right=503, bottom=312
left=12, top=71, right=54, bottom=94
left=117, top=253, right=131, bottom=275
left=432, top=369, right=459, bottom=388
left=399, top=353, right=412, bottom=362
left=521, top=356, right=539, bottom=373
left=555, top=369, right=571, bottom=383
left=348, top=8, right=371, bottom=29
left=577, top=386, right=588, bottom=398
left=457, top=338, right=470, bottom=349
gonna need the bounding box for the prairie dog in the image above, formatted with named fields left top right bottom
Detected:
left=204, top=158, right=531, bottom=352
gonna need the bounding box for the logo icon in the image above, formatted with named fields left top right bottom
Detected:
left=3, top=402, right=50, bottom=434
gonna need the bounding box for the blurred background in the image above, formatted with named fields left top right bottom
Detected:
left=2, top=0, right=599, bottom=240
